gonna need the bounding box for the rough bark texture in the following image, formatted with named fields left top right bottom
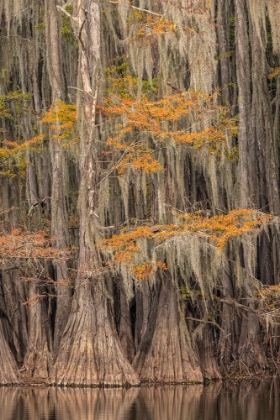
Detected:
left=51, top=0, right=139, bottom=385
left=1, top=0, right=280, bottom=385
left=0, top=322, right=20, bottom=384
left=53, top=283, right=139, bottom=385
left=133, top=275, right=202, bottom=383
left=46, top=0, right=71, bottom=357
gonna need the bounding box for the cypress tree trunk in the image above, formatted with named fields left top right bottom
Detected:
left=236, top=0, right=280, bottom=212
left=45, top=0, right=71, bottom=357
left=133, top=274, right=203, bottom=383
left=0, top=270, right=22, bottom=384
left=0, top=322, right=20, bottom=384
left=22, top=283, right=53, bottom=378
left=52, top=0, right=139, bottom=386
left=235, top=0, right=254, bottom=208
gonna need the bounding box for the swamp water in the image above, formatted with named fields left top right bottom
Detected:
left=1, top=380, right=279, bottom=420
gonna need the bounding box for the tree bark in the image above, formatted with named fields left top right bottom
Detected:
left=45, top=0, right=71, bottom=356
left=0, top=322, right=20, bottom=384
left=22, top=282, right=53, bottom=378
left=235, top=0, right=254, bottom=208
left=52, top=0, right=139, bottom=386
left=133, top=274, right=203, bottom=383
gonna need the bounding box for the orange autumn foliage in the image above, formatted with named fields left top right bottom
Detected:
left=127, top=7, right=198, bottom=47
left=103, top=209, right=272, bottom=279
left=100, top=89, right=238, bottom=173
left=101, top=91, right=227, bottom=138
left=0, top=134, right=45, bottom=157
left=132, top=261, right=168, bottom=280
left=0, top=228, right=71, bottom=261
left=0, top=100, right=77, bottom=175
left=131, top=10, right=180, bottom=38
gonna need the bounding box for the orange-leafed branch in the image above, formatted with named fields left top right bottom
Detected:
left=102, top=209, right=272, bottom=279
left=0, top=228, right=71, bottom=261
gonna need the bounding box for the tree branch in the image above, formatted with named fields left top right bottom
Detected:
left=186, top=317, right=225, bottom=333
left=56, top=5, right=72, bottom=18
left=218, top=298, right=258, bottom=314
left=56, top=5, right=78, bottom=24
left=108, top=1, right=163, bottom=17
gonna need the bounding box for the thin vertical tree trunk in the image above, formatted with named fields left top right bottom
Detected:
left=235, top=0, right=254, bottom=208
left=45, top=0, right=71, bottom=356
left=114, top=279, right=135, bottom=363
left=22, top=283, right=53, bottom=378
left=248, top=6, right=280, bottom=214
left=216, top=0, right=232, bottom=105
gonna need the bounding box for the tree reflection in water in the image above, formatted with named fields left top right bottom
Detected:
left=0, top=380, right=279, bottom=420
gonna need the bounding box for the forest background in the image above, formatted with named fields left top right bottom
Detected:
left=1, top=0, right=280, bottom=385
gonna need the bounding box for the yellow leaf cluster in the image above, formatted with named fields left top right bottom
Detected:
left=0, top=135, right=45, bottom=156
left=268, top=67, right=280, bottom=79
left=41, top=100, right=77, bottom=143
left=0, top=135, right=45, bottom=177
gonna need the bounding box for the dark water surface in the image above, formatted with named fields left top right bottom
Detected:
left=1, top=380, right=279, bottom=420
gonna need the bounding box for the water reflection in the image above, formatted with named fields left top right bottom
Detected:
left=1, top=380, right=279, bottom=420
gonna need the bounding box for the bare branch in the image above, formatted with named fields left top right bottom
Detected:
left=186, top=317, right=225, bottom=333
left=218, top=298, right=258, bottom=314
left=108, top=1, right=163, bottom=17
left=56, top=5, right=72, bottom=19
left=68, top=86, right=96, bottom=99
left=56, top=5, right=78, bottom=24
